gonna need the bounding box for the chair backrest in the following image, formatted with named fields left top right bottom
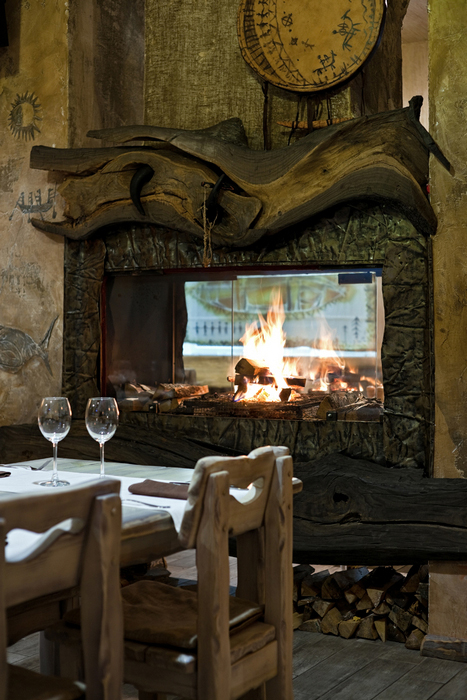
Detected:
left=179, top=445, right=282, bottom=549
left=181, top=445, right=294, bottom=699
left=0, top=478, right=123, bottom=700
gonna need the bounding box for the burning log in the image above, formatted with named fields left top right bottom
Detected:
left=231, top=357, right=306, bottom=402
left=316, top=391, right=363, bottom=420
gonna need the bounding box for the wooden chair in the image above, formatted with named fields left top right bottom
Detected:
left=120, top=445, right=294, bottom=700
left=0, top=478, right=123, bottom=700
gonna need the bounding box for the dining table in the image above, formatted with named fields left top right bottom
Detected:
left=1, top=456, right=302, bottom=671
left=1, top=457, right=303, bottom=566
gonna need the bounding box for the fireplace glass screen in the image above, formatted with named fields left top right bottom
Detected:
left=104, top=268, right=384, bottom=415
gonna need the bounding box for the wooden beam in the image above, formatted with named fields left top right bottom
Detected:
left=292, top=452, right=467, bottom=565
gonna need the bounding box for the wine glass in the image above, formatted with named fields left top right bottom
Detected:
left=37, top=397, right=72, bottom=487
left=85, top=397, right=119, bottom=478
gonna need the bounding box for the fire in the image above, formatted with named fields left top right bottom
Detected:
left=234, top=288, right=380, bottom=402
left=236, top=290, right=298, bottom=402
left=308, top=318, right=348, bottom=392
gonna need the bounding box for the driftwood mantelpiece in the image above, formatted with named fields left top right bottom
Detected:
left=29, top=98, right=444, bottom=246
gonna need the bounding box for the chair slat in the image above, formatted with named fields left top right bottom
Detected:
left=196, top=470, right=232, bottom=699
left=1, top=480, right=123, bottom=700
left=0, top=519, right=7, bottom=700
left=0, top=479, right=119, bottom=534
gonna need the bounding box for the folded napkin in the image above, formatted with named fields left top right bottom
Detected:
left=0, top=471, right=10, bottom=478
left=128, top=479, right=189, bottom=500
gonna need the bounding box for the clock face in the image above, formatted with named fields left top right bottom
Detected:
left=237, top=0, right=385, bottom=92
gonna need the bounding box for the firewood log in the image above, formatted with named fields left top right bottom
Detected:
left=386, top=590, right=410, bottom=609
left=387, top=620, right=406, bottom=643
left=373, top=602, right=391, bottom=617
left=356, top=615, right=379, bottom=640
left=320, top=607, right=343, bottom=635
left=332, top=567, right=369, bottom=591
left=344, top=582, right=366, bottom=605
left=293, top=612, right=304, bottom=629
left=405, top=628, right=425, bottom=650
left=338, top=619, right=360, bottom=639
left=296, top=597, right=316, bottom=608
left=301, top=570, right=330, bottom=597
left=321, top=575, right=344, bottom=600
left=356, top=593, right=373, bottom=612
left=375, top=618, right=388, bottom=642
left=411, top=615, right=428, bottom=634
left=389, top=604, right=413, bottom=633
left=316, top=391, right=362, bottom=420
left=152, top=383, right=209, bottom=400
left=299, top=619, right=321, bottom=633
left=401, top=564, right=426, bottom=593
left=367, top=572, right=404, bottom=607
left=312, top=599, right=335, bottom=618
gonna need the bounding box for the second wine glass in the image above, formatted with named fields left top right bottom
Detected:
left=85, top=397, right=119, bottom=478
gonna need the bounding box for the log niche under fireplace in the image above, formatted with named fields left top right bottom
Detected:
left=15, top=98, right=467, bottom=571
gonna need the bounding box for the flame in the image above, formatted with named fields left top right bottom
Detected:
left=308, top=318, right=346, bottom=392
left=234, top=289, right=380, bottom=402
left=237, top=290, right=298, bottom=402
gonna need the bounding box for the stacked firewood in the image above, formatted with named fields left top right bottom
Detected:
left=293, top=564, right=429, bottom=650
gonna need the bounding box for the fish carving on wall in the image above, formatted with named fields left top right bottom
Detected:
left=0, top=317, right=58, bottom=375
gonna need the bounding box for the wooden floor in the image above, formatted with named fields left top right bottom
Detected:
left=8, top=550, right=467, bottom=699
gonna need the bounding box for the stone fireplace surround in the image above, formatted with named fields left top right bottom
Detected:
left=63, top=200, right=433, bottom=473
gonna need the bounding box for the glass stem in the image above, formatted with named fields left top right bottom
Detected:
left=100, top=442, right=105, bottom=478
left=52, top=442, right=58, bottom=484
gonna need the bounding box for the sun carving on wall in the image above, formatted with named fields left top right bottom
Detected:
left=8, top=91, right=42, bottom=140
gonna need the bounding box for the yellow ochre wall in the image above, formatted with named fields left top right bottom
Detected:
left=0, top=1, right=68, bottom=425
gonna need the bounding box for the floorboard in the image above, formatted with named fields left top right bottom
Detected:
left=7, top=552, right=467, bottom=699
left=429, top=667, right=467, bottom=699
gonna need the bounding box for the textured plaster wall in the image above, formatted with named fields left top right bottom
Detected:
left=144, top=0, right=407, bottom=151
left=402, top=40, right=428, bottom=129
left=68, top=0, right=144, bottom=148
left=0, top=1, right=68, bottom=426
left=0, top=1, right=144, bottom=428
left=428, top=0, right=467, bottom=641
left=430, top=0, right=467, bottom=480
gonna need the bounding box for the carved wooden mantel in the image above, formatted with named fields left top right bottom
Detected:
left=29, top=98, right=445, bottom=246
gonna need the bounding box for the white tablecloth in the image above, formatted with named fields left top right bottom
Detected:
left=0, top=464, right=189, bottom=562
left=0, top=460, right=253, bottom=563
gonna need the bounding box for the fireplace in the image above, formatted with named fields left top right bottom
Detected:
left=62, top=199, right=433, bottom=472
left=103, top=265, right=384, bottom=415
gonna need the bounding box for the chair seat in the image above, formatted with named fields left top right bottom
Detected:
left=7, top=664, right=85, bottom=700
left=125, top=619, right=276, bottom=669
left=121, top=580, right=265, bottom=648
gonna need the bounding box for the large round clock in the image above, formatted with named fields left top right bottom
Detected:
left=237, top=0, right=385, bottom=93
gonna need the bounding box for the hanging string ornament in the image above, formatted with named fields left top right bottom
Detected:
left=202, top=184, right=214, bottom=268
